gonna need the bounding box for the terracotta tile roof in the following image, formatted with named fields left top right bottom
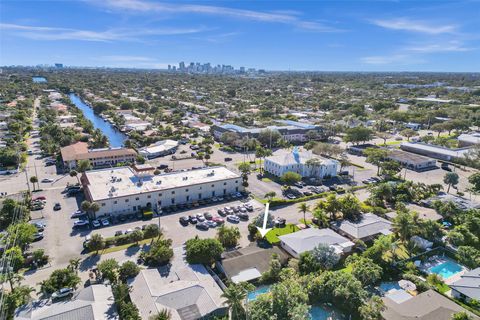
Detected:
left=61, top=142, right=137, bottom=162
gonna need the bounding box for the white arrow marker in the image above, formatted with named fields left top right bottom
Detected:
left=257, top=202, right=272, bottom=237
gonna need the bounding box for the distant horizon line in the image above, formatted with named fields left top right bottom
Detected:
left=2, top=65, right=479, bottom=74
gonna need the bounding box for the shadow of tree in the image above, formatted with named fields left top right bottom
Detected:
left=79, top=255, right=100, bottom=272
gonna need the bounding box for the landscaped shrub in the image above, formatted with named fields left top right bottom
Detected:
left=115, top=234, right=131, bottom=246
left=105, top=237, right=116, bottom=247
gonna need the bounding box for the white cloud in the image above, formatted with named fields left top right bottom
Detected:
left=0, top=23, right=206, bottom=42
left=406, top=41, right=472, bottom=53
left=371, top=18, right=456, bottom=34
left=96, top=0, right=341, bottom=32
left=360, top=54, right=421, bottom=65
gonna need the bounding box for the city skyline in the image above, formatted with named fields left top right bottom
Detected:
left=1, top=0, right=480, bottom=72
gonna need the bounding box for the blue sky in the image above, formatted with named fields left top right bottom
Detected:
left=1, top=0, right=479, bottom=71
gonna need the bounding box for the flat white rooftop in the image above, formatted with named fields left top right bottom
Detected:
left=84, top=166, right=240, bottom=201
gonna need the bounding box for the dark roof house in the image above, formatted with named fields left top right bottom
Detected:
left=382, top=289, right=479, bottom=320
left=218, top=246, right=288, bottom=283
left=450, top=267, right=480, bottom=302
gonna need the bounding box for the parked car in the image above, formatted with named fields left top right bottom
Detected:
left=217, top=209, right=226, bottom=217
left=41, top=178, right=54, bottom=183
left=179, top=216, right=189, bottom=226
left=33, top=232, right=44, bottom=241
left=212, top=216, right=225, bottom=224
left=33, top=196, right=46, bottom=201
left=206, top=220, right=217, bottom=228
left=244, top=204, right=254, bottom=212
left=227, top=215, right=240, bottom=223
left=51, top=288, right=74, bottom=300
left=224, top=157, right=232, bottom=162
left=115, top=230, right=123, bottom=236
left=237, top=212, right=249, bottom=220
left=203, top=212, right=213, bottom=220
left=101, top=219, right=110, bottom=227
left=53, top=203, right=61, bottom=211
left=32, top=221, right=46, bottom=231
left=286, top=194, right=297, bottom=199
left=441, top=163, right=452, bottom=171
left=196, top=222, right=209, bottom=230
left=71, top=210, right=86, bottom=219
left=196, top=214, right=206, bottom=222
left=157, top=164, right=168, bottom=170
left=92, top=220, right=101, bottom=228
left=125, top=228, right=133, bottom=234
left=188, top=215, right=198, bottom=224
left=73, top=220, right=89, bottom=228
left=67, top=189, right=82, bottom=197
left=274, top=218, right=286, bottom=228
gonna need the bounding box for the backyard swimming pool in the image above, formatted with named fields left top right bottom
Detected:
left=428, top=259, right=463, bottom=279
left=247, top=285, right=271, bottom=301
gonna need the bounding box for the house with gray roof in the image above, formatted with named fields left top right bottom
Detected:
left=279, top=228, right=354, bottom=258
left=128, top=247, right=226, bottom=320
left=450, top=267, right=480, bottom=302
left=15, top=284, right=117, bottom=320
left=382, top=289, right=479, bottom=320
left=332, top=213, right=392, bottom=241
left=217, top=246, right=288, bottom=283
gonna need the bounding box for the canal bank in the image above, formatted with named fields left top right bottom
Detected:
left=68, top=93, right=127, bottom=148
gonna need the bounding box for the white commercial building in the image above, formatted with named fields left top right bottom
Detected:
left=81, top=165, right=242, bottom=218
left=139, top=139, right=178, bottom=159
left=264, top=149, right=338, bottom=179
left=458, top=133, right=480, bottom=147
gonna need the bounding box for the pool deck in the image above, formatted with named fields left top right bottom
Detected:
left=443, top=269, right=468, bottom=285
left=420, top=256, right=468, bottom=285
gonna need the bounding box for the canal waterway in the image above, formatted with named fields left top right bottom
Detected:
left=68, top=93, right=127, bottom=147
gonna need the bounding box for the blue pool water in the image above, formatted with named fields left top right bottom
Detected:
left=247, top=285, right=271, bottom=301
left=310, top=306, right=342, bottom=320
left=32, top=76, right=47, bottom=83
left=429, top=260, right=463, bottom=279
left=379, top=281, right=401, bottom=293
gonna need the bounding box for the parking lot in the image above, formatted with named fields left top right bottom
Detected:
left=79, top=197, right=263, bottom=248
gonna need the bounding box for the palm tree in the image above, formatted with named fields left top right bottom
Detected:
left=312, top=208, right=329, bottom=227
left=392, top=211, right=415, bottom=243
left=77, top=159, right=91, bottom=173
left=30, top=176, right=38, bottom=191
left=149, top=309, right=171, bottom=320
left=68, top=258, right=81, bottom=274
left=69, top=170, right=80, bottom=184
left=90, top=202, right=100, bottom=219
left=264, top=191, right=276, bottom=203
left=80, top=200, right=91, bottom=216
left=221, top=284, right=252, bottom=320
left=298, top=202, right=309, bottom=225
left=316, top=194, right=339, bottom=221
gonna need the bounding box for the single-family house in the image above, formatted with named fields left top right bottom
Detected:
left=450, top=268, right=480, bottom=302
left=332, top=213, right=392, bottom=241
left=279, top=228, right=354, bottom=258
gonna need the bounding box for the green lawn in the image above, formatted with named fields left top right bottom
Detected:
left=265, top=224, right=300, bottom=244
left=261, top=177, right=273, bottom=183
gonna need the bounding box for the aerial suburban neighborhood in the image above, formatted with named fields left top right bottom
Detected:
left=1, top=1, right=480, bottom=320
